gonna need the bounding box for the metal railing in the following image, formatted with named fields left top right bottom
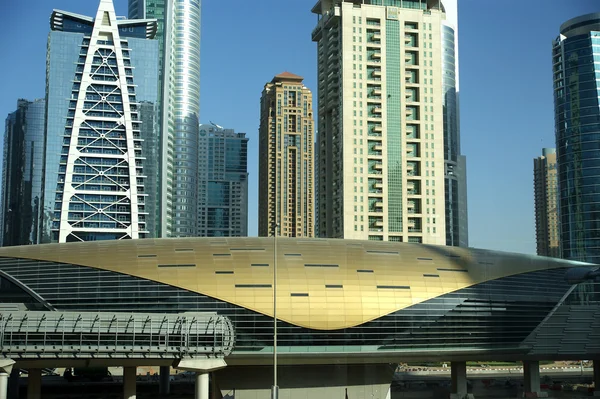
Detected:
left=0, top=311, right=234, bottom=360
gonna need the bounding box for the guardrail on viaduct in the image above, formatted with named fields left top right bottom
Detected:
left=0, top=311, right=235, bottom=360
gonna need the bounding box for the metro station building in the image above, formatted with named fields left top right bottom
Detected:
left=0, top=237, right=598, bottom=398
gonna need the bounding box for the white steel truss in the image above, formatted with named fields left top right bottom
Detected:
left=54, top=0, right=147, bottom=242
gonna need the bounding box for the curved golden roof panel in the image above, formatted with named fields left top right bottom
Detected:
left=0, top=238, right=588, bottom=330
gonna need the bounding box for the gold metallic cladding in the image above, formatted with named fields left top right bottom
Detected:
left=0, top=238, right=581, bottom=330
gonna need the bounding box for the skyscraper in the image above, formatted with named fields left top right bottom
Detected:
left=533, top=148, right=560, bottom=258
left=0, top=99, right=46, bottom=246
left=46, top=0, right=159, bottom=242
left=197, top=124, right=249, bottom=237
left=258, top=73, right=315, bottom=238
left=440, top=1, right=468, bottom=248
left=553, top=13, right=600, bottom=262
left=129, top=0, right=202, bottom=237
left=312, top=0, right=464, bottom=244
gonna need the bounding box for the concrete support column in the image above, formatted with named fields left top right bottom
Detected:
left=523, top=360, right=547, bottom=397
left=26, top=369, right=41, bottom=399
left=195, top=372, right=209, bottom=399
left=0, top=360, right=15, bottom=399
left=7, top=369, right=19, bottom=399
left=593, top=360, right=600, bottom=397
left=0, top=372, right=9, bottom=399
left=450, top=361, right=468, bottom=399
left=123, top=366, right=137, bottom=399
left=159, top=366, right=170, bottom=395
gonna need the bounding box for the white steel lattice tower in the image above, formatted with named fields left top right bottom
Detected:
left=54, top=0, right=149, bottom=242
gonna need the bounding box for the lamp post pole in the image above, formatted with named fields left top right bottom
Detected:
left=272, top=140, right=279, bottom=399
left=272, top=221, right=279, bottom=399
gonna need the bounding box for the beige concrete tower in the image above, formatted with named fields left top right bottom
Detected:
left=312, top=0, right=447, bottom=244
left=259, top=73, right=315, bottom=237
left=533, top=148, right=560, bottom=258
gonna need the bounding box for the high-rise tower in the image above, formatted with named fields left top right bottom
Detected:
left=440, top=0, right=468, bottom=248
left=312, top=0, right=465, bottom=244
left=259, top=73, right=315, bottom=238
left=533, top=148, right=560, bottom=258
left=553, top=13, right=600, bottom=262
left=1, top=99, right=46, bottom=246
left=198, top=124, right=249, bottom=237
left=46, top=0, right=159, bottom=242
left=129, top=0, right=202, bottom=237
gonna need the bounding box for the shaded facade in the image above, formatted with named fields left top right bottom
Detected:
left=259, top=73, right=315, bottom=238
left=534, top=148, right=560, bottom=258
left=46, top=0, right=159, bottom=242
left=0, top=99, right=46, bottom=246
left=129, top=0, right=202, bottom=238
left=198, top=124, right=248, bottom=237
left=312, top=0, right=458, bottom=245
left=553, top=13, right=600, bottom=263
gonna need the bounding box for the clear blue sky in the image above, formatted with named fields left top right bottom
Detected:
left=0, top=1, right=598, bottom=254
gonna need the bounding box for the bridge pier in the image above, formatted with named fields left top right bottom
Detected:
left=26, top=369, right=41, bottom=399
left=522, top=360, right=547, bottom=398
left=450, top=361, right=474, bottom=399
left=159, top=365, right=170, bottom=395
left=195, top=372, right=209, bottom=399
left=123, top=366, right=137, bottom=399
left=7, top=369, right=18, bottom=399
left=0, top=360, right=15, bottom=399
left=175, top=358, right=226, bottom=399
left=594, top=360, right=600, bottom=397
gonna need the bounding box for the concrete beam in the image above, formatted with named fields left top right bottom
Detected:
left=0, top=361, right=14, bottom=376
left=175, top=358, right=227, bottom=373
left=13, top=358, right=174, bottom=369
left=123, top=366, right=136, bottom=399
left=26, top=369, right=41, bottom=399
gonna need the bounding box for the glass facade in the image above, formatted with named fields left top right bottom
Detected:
left=441, top=24, right=468, bottom=247
left=554, top=13, right=600, bottom=262
left=129, top=0, right=201, bottom=238
left=43, top=31, right=83, bottom=243
left=385, top=20, right=403, bottom=233
left=1, top=99, right=46, bottom=246
left=0, top=257, right=575, bottom=355
left=46, top=4, right=159, bottom=242
left=197, top=124, right=249, bottom=237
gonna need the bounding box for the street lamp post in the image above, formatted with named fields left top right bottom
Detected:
left=271, top=221, right=279, bottom=399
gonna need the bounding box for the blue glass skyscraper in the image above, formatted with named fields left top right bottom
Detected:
left=554, top=13, right=600, bottom=262
left=198, top=124, right=248, bottom=237
left=129, top=0, right=202, bottom=237
left=1, top=99, right=46, bottom=246
left=44, top=0, right=159, bottom=242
